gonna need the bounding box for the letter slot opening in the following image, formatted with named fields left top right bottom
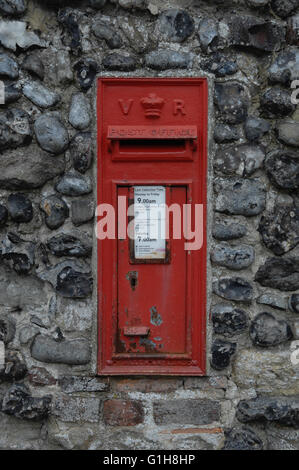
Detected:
left=108, top=124, right=197, bottom=161
left=119, top=139, right=187, bottom=153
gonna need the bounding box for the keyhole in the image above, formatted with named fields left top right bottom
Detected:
left=127, top=271, right=138, bottom=291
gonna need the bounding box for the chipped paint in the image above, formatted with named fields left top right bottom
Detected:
left=150, top=306, right=163, bottom=326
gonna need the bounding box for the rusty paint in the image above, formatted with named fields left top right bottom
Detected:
left=150, top=306, right=163, bottom=326
left=139, top=338, right=157, bottom=352
left=126, top=271, right=138, bottom=291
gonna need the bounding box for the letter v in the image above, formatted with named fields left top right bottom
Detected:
left=118, top=99, right=133, bottom=115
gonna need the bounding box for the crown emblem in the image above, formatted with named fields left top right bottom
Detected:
left=140, top=93, right=165, bottom=118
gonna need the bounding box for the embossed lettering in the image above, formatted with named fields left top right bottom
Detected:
left=173, top=99, right=186, bottom=116
left=118, top=99, right=134, bottom=115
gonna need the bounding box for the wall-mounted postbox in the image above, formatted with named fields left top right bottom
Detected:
left=97, top=78, right=208, bottom=375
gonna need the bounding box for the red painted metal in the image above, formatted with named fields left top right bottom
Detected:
left=97, top=78, right=208, bottom=376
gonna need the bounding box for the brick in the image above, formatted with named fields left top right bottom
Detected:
left=153, top=399, right=221, bottom=425
left=110, top=378, right=183, bottom=393
left=103, top=399, right=144, bottom=426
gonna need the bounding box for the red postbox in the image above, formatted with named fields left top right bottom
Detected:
left=97, top=78, right=208, bottom=375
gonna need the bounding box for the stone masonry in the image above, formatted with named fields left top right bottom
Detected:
left=0, top=0, right=298, bottom=450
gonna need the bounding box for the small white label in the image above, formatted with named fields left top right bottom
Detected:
left=134, top=186, right=166, bottom=260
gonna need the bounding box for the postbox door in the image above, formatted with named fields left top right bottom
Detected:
left=116, top=185, right=188, bottom=356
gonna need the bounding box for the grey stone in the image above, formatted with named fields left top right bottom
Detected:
left=111, top=0, right=146, bottom=9
left=31, top=334, right=91, bottom=365
left=37, top=259, right=89, bottom=289
left=214, top=82, right=249, bottom=124
left=215, top=177, right=266, bottom=216
left=277, top=120, right=299, bottom=146
left=265, top=150, right=299, bottom=191
left=271, top=0, right=298, bottom=18
left=289, top=293, right=299, bottom=313
left=0, top=314, right=15, bottom=343
left=4, top=81, right=21, bottom=104
left=229, top=15, right=285, bottom=52
left=223, top=427, right=264, bottom=450
left=0, top=264, right=48, bottom=310
left=153, top=399, right=220, bottom=425
left=145, top=50, right=192, bottom=70
left=257, top=293, right=287, bottom=310
left=69, top=93, right=91, bottom=130
left=287, top=15, right=299, bottom=44
left=259, top=205, right=299, bottom=255
left=214, top=144, right=265, bottom=177
left=46, top=234, right=92, bottom=258
left=245, top=116, right=271, bottom=141
left=0, top=108, right=32, bottom=151
left=0, top=0, right=26, bottom=15
left=0, top=204, right=8, bottom=226
left=56, top=266, right=93, bottom=299
left=260, top=87, right=295, bottom=117
left=0, top=21, right=46, bottom=51
left=34, top=113, right=69, bottom=154
left=56, top=173, right=92, bottom=196
left=1, top=384, right=51, bottom=421
left=118, top=15, right=153, bottom=54
left=0, top=146, right=65, bottom=190
left=269, top=48, right=299, bottom=85
left=198, top=18, right=218, bottom=51
left=212, top=304, right=248, bottom=336
left=214, top=124, right=240, bottom=143
left=255, top=257, right=299, bottom=291
left=213, top=222, right=247, bottom=240
left=19, top=326, right=39, bottom=345
left=211, top=339, right=237, bottom=370
left=237, top=396, right=299, bottom=426
left=74, top=58, right=98, bottom=91
left=22, top=53, right=44, bottom=80
left=23, top=81, right=60, bottom=109
left=250, top=312, right=293, bottom=347
left=102, top=53, right=137, bottom=71
left=70, top=132, right=93, bottom=174
left=40, top=195, right=69, bottom=230
left=56, top=50, right=73, bottom=84
left=267, top=428, right=299, bottom=450
left=213, top=277, right=253, bottom=302
left=53, top=396, right=100, bottom=423
left=233, top=348, right=299, bottom=395
left=0, top=233, right=35, bottom=274
left=59, top=376, right=109, bottom=393
left=0, top=53, right=18, bottom=79
left=247, top=0, right=270, bottom=5
left=7, top=193, right=33, bottom=223
left=89, top=0, right=106, bottom=8
left=92, top=18, right=122, bottom=48
left=0, top=350, right=27, bottom=381
left=28, top=367, right=56, bottom=386
left=201, top=52, right=238, bottom=77
left=155, top=9, right=194, bottom=43
left=211, top=243, right=254, bottom=270
left=71, top=197, right=94, bottom=226
left=58, top=7, right=81, bottom=53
